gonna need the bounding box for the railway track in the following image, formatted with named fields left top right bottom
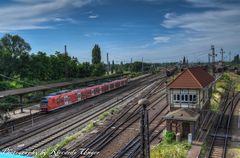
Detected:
left=1, top=74, right=156, bottom=133
left=1, top=74, right=159, bottom=135
left=0, top=74, right=166, bottom=154
left=112, top=103, right=168, bottom=158
left=195, top=88, right=234, bottom=143
left=206, top=92, right=240, bottom=158
left=68, top=79, right=167, bottom=158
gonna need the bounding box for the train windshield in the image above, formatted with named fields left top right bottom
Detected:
left=41, top=97, right=48, bottom=103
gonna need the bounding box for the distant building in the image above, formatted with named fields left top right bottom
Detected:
left=167, top=67, right=215, bottom=111
left=164, top=67, right=215, bottom=138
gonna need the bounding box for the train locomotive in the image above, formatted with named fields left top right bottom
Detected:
left=166, top=66, right=178, bottom=77
left=40, top=78, right=128, bottom=112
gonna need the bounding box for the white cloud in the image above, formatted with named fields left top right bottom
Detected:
left=88, top=15, right=99, bottom=19
left=155, top=2, right=240, bottom=62
left=53, top=17, right=76, bottom=23
left=153, top=36, right=170, bottom=44
left=0, top=0, right=94, bottom=32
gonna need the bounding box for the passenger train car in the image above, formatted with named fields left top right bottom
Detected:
left=40, top=78, right=128, bottom=112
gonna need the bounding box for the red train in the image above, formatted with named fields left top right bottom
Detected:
left=40, top=78, right=128, bottom=112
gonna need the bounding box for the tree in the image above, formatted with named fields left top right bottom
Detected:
left=183, top=56, right=186, bottom=65
left=131, top=61, right=142, bottom=72
left=0, top=49, right=12, bottom=79
left=91, top=63, right=106, bottom=76
left=0, top=34, right=31, bottom=57
left=233, top=54, right=239, bottom=63
left=29, top=52, right=51, bottom=80
left=0, top=34, right=31, bottom=78
left=111, top=60, right=115, bottom=74
left=92, top=44, right=101, bottom=64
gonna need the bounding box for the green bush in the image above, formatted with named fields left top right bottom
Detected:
left=0, top=95, right=19, bottom=112
left=163, top=130, right=175, bottom=144
left=0, top=81, right=10, bottom=91
left=151, top=141, right=191, bottom=158
left=221, top=73, right=230, bottom=82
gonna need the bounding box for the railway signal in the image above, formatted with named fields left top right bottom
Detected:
left=209, top=45, right=217, bottom=77
left=220, top=48, right=225, bottom=63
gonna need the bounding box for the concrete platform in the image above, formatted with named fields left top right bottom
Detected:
left=8, top=104, right=40, bottom=121
left=186, top=144, right=202, bottom=158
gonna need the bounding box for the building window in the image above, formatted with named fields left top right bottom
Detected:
left=177, top=94, right=180, bottom=100
left=172, top=93, right=197, bottom=104
left=193, top=95, right=197, bottom=102
left=189, top=95, right=193, bottom=101
left=173, top=94, right=181, bottom=103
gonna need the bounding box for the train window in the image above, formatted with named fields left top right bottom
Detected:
left=41, top=97, right=48, bottom=103
left=82, top=93, right=85, bottom=98
left=64, top=96, right=69, bottom=105
left=77, top=92, right=81, bottom=100
left=94, top=88, right=100, bottom=93
left=110, top=83, right=114, bottom=89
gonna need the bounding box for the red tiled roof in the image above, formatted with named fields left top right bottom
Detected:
left=168, top=67, right=214, bottom=89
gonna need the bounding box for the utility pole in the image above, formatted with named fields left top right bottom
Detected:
left=229, top=51, right=232, bottom=62
left=142, top=57, right=144, bottom=73
left=220, top=48, right=225, bottom=63
left=130, top=58, right=133, bottom=73
left=64, top=45, right=68, bottom=78
left=208, top=53, right=211, bottom=64
left=139, top=99, right=150, bottom=158
left=209, top=45, right=217, bottom=77
left=107, top=53, right=110, bottom=75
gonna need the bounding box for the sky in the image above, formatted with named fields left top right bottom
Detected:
left=0, top=0, right=239, bottom=63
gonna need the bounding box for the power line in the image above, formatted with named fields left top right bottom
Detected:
left=0, top=74, right=35, bottom=87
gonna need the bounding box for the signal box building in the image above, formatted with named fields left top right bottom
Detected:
left=168, top=67, right=214, bottom=111
left=164, top=67, right=214, bottom=138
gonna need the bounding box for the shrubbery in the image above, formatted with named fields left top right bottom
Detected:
left=163, top=130, right=175, bottom=143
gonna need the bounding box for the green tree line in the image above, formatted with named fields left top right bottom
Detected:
left=0, top=34, right=106, bottom=87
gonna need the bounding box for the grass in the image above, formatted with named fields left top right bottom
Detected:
left=127, top=72, right=142, bottom=78
left=199, top=142, right=207, bottom=158
left=35, top=134, right=79, bottom=158
left=150, top=141, right=191, bottom=158
left=150, top=130, right=191, bottom=158
left=210, top=73, right=231, bottom=112
left=227, top=72, right=240, bottom=92
left=227, top=146, right=240, bottom=158
left=35, top=105, right=122, bottom=158
left=99, top=111, right=110, bottom=121
left=82, top=120, right=97, bottom=133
